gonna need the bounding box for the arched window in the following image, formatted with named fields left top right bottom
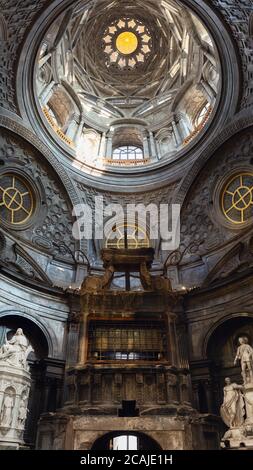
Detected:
left=105, top=224, right=149, bottom=249
left=112, top=146, right=144, bottom=161
left=112, top=435, right=138, bottom=450
left=92, top=432, right=162, bottom=450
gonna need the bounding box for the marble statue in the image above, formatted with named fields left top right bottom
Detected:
left=0, top=328, right=32, bottom=370
left=220, top=378, right=245, bottom=428
left=0, top=389, right=15, bottom=428
left=0, top=328, right=32, bottom=448
left=234, top=337, right=253, bottom=384
left=18, top=388, right=29, bottom=428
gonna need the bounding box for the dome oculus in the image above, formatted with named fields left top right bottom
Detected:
left=103, top=18, right=152, bottom=69
left=116, top=31, right=138, bottom=55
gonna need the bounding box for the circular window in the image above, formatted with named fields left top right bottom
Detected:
left=221, top=173, right=253, bottom=225
left=0, top=174, right=35, bottom=226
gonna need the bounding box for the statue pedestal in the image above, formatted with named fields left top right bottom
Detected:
left=220, top=381, right=253, bottom=449
left=244, top=382, right=253, bottom=425
left=221, top=427, right=253, bottom=449
left=0, top=363, right=31, bottom=449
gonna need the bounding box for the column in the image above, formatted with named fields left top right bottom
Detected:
left=99, top=132, right=107, bottom=158
left=179, top=374, right=191, bottom=405
left=166, top=372, right=179, bottom=405
left=66, top=113, right=79, bottom=140
left=106, top=133, right=113, bottom=158
left=74, top=116, right=85, bottom=144
left=143, top=134, right=150, bottom=159
left=167, top=312, right=179, bottom=367
left=204, top=380, right=214, bottom=414
left=193, top=382, right=200, bottom=411
left=171, top=119, right=182, bottom=147
left=77, top=296, right=89, bottom=365
left=149, top=131, right=158, bottom=161
left=39, top=80, right=56, bottom=106
left=42, top=377, right=51, bottom=412
left=156, top=139, right=163, bottom=160
left=66, top=297, right=81, bottom=367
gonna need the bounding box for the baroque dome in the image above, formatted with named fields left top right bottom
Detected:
left=35, top=0, right=221, bottom=172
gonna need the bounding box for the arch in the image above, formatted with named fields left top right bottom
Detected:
left=0, top=309, right=55, bottom=358
left=103, top=219, right=151, bottom=251
left=91, top=431, right=162, bottom=451
left=202, top=312, right=253, bottom=358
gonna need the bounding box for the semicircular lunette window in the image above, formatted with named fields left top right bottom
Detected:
left=222, top=173, right=253, bottom=225
left=106, top=224, right=150, bottom=249
left=0, top=174, right=35, bottom=226
left=112, top=146, right=144, bottom=162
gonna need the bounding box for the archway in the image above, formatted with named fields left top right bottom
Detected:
left=91, top=431, right=162, bottom=451
left=206, top=315, right=253, bottom=415
left=0, top=315, right=51, bottom=447
left=0, top=314, right=49, bottom=360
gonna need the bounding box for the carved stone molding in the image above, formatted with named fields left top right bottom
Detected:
left=0, top=0, right=49, bottom=113
left=174, top=114, right=253, bottom=208
left=211, top=0, right=253, bottom=109
left=0, top=116, right=82, bottom=208
left=12, top=0, right=241, bottom=190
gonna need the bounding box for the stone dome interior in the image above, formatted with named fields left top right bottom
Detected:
left=35, top=0, right=221, bottom=170
left=0, top=0, right=253, bottom=453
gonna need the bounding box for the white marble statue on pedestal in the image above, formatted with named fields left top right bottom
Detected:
left=220, top=336, right=253, bottom=448
left=0, top=328, right=32, bottom=449
left=0, top=328, right=32, bottom=371
left=220, top=378, right=245, bottom=428
left=234, top=337, right=253, bottom=385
